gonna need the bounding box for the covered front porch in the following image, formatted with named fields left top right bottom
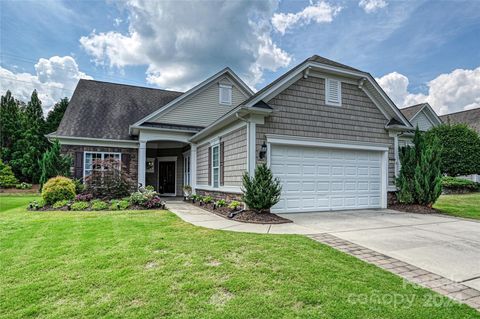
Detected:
left=135, top=125, right=199, bottom=196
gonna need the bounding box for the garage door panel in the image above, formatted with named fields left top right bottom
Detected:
left=271, top=144, right=383, bottom=213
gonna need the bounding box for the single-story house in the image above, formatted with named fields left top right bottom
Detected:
left=400, top=104, right=480, bottom=183
left=50, top=55, right=418, bottom=213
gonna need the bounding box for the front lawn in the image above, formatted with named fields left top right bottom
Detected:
left=0, top=196, right=478, bottom=318
left=434, top=193, right=480, bottom=220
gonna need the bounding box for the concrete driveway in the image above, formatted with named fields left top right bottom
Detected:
left=281, top=209, right=480, bottom=290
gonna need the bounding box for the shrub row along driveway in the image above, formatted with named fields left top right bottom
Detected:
left=1, top=195, right=478, bottom=318
left=283, top=209, right=480, bottom=291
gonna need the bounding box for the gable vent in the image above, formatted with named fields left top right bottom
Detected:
left=325, top=78, right=341, bottom=106
left=219, top=84, right=232, bottom=106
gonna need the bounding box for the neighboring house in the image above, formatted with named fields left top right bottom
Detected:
left=399, top=103, right=442, bottom=147
left=50, top=55, right=415, bottom=213
left=400, top=104, right=480, bottom=183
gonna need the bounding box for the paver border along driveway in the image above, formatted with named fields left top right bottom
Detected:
left=281, top=210, right=480, bottom=290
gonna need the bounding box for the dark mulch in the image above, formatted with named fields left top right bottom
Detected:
left=190, top=201, right=292, bottom=224
left=389, top=204, right=439, bottom=214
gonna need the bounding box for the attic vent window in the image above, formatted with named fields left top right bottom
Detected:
left=219, top=84, right=232, bottom=106
left=325, top=78, right=341, bottom=106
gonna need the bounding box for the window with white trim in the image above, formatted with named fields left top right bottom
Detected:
left=219, top=84, right=232, bottom=105
left=211, top=145, right=220, bottom=188
left=183, top=155, right=191, bottom=185
left=325, top=78, right=341, bottom=106
left=84, top=152, right=121, bottom=177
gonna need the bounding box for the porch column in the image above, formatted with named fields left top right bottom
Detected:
left=190, top=143, right=197, bottom=194
left=138, top=140, right=147, bottom=187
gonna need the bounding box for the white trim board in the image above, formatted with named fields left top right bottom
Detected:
left=50, top=135, right=139, bottom=149
left=265, top=134, right=389, bottom=152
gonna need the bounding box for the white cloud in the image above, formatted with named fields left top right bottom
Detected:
left=0, top=56, right=92, bottom=112
left=376, top=67, right=480, bottom=115
left=271, top=1, right=342, bottom=35
left=80, top=0, right=291, bottom=91
left=359, top=0, right=388, bottom=13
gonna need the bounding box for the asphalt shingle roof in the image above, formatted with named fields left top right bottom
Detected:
left=399, top=103, right=425, bottom=120
left=56, top=79, right=183, bottom=140
left=439, top=108, right=480, bottom=134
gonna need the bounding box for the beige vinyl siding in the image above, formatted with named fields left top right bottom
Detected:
left=197, top=143, right=209, bottom=185
left=221, top=126, right=247, bottom=186
left=411, top=111, right=434, bottom=131
left=152, top=75, right=249, bottom=127
left=256, top=76, right=397, bottom=187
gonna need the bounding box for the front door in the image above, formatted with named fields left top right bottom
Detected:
left=158, top=161, right=176, bottom=194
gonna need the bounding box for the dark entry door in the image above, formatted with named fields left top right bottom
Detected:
left=158, top=161, right=176, bottom=194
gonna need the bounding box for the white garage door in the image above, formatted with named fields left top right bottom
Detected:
left=270, top=144, right=383, bottom=213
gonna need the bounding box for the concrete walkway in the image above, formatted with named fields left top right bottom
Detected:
left=167, top=201, right=480, bottom=310
left=167, top=202, right=315, bottom=234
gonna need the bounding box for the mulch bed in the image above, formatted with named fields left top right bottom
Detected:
left=389, top=204, right=439, bottom=214
left=190, top=201, right=292, bottom=224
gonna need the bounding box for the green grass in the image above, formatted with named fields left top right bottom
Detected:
left=0, top=196, right=478, bottom=318
left=434, top=193, right=480, bottom=220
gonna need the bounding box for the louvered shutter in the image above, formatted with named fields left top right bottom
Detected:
left=121, top=153, right=130, bottom=173
left=220, top=142, right=224, bottom=186
left=74, top=152, right=83, bottom=179
left=208, top=146, right=212, bottom=186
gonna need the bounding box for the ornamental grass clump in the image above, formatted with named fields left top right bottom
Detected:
left=242, top=163, right=281, bottom=213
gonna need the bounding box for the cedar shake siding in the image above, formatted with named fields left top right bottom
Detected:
left=196, top=143, right=209, bottom=185
left=61, top=145, right=138, bottom=182
left=256, top=76, right=396, bottom=187
left=220, top=126, right=247, bottom=187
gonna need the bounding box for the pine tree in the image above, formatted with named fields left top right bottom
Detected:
left=44, top=97, right=68, bottom=134
left=0, top=91, right=22, bottom=161
left=39, top=139, right=72, bottom=188
left=396, top=128, right=442, bottom=206
left=9, top=90, right=47, bottom=182
left=242, top=163, right=282, bottom=213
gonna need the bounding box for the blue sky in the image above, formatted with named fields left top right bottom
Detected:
left=1, top=0, right=479, bottom=115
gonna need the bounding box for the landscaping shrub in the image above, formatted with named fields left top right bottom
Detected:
left=203, top=195, right=213, bottom=204
left=71, top=201, right=89, bottom=211
left=75, top=193, right=93, bottom=201
left=38, top=139, right=72, bottom=188
left=425, top=124, right=480, bottom=176
left=84, top=158, right=135, bottom=199
left=28, top=199, right=45, bottom=210
left=41, top=176, right=76, bottom=205
left=215, top=199, right=226, bottom=207
left=91, top=199, right=108, bottom=211
left=442, top=176, right=480, bottom=193
left=53, top=200, right=70, bottom=209
left=0, top=160, right=18, bottom=188
left=228, top=200, right=241, bottom=210
left=129, top=188, right=163, bottom=208
left=73, top=178, right=85, bottom=194
left=15, top=182, right=32, bottom=189
left=109, top=199, right=130, bottom=210
left=396, top=128, right=442, bottom=207
left=242, top=163, right=281, bottom=213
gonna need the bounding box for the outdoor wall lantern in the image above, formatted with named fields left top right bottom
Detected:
left=259, top=142, right=267, bottom=159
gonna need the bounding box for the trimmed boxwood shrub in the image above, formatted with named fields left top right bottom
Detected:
left=42, top=176, right=76, bottom=205
left=442, top=176, right=480, bottom=193
left=71, top=201, right=89, bottom=211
